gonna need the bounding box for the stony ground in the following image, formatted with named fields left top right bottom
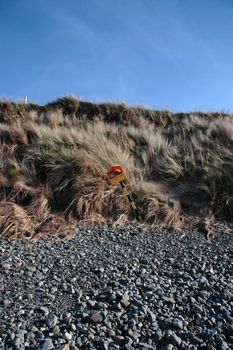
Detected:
left=0, top=223, right=233, bottom=350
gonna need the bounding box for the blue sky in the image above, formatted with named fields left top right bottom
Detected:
left=1, top=0, right=233, bottom=112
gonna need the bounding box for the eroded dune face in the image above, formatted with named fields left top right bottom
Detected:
left=0, top=97, right=232, bottom=238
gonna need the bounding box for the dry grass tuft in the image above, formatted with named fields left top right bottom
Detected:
left=31, top=213, right=76, bottom=240
left=45, top=96, right=79, bottom=115
left=0, top=202, right=34, bottom=239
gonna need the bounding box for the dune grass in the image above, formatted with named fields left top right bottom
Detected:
left=0, top=96, right=232, bottom=238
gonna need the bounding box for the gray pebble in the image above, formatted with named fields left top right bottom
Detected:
left=46, top=314, right=58, bottom=328
left=90, top=312, right=103, bottom=323
left=38, top=339, right=54, bottom=350
left=169, top=334, right=182, bottom=346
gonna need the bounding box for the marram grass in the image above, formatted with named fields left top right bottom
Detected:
left=0, top=97, right=232, bottom=238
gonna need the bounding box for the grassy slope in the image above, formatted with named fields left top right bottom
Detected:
left=0, top=96, right=232, bottom=238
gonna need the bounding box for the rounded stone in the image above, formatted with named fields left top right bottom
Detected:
left=90, top=313, right=103, bottom=323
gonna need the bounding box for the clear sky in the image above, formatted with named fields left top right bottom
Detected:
left=1, top=0, right=233, bottom=112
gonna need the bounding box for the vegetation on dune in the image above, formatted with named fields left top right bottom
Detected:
left=0, top=96, right=232, bottom=239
